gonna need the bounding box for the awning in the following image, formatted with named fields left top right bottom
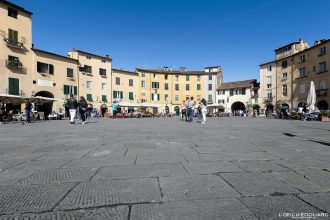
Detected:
left=207, top=104, right=225, bottom=108
left=118, top=102, right=140, bottom=107
left=140, top=102, right=161, bottom=108
left=28, top=96, right=63, bottom=104
left=0, top=94, right=25, bottom=105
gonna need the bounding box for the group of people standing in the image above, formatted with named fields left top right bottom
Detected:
left=66, top=94, right=88, bottom=124
left=180, top=97, right=207, bottom=124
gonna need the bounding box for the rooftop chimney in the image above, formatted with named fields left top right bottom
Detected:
left=180, top=67, right=187, bottom=72
left=163, top=66, right=169, bottom=71
left=105, top=55, right=110, bottom=58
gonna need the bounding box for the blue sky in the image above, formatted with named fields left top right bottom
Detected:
left=11, top=0, right=330, bottom=82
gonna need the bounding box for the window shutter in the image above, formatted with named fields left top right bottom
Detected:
left=230, top=89, right=233, bottom=96
left=74, top=86, right=77, bottom=95
left=120, top=91, right=123, bottom=99
left=113, top=91, right=116, bottom=98
left=13, top=30, right=18, bottom=42
left=102, top=95, right=107, bottom=102
left=49, top=64, right=54, bottom=75
left=63, top=85, right=67, bottom=94
left=8, top=29, right=13, bottom=40
left=157, top=94, right=160, bottom=100
left=152, top=94, right=154, bottom=101
left=242, top=88, right=246, bottom=95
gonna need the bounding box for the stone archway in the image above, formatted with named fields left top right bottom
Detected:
left=34, top=91, right=54, bottom=117
left=317, top=100, right=328, bottom=110
left=231, top=102, right=246, bottom=115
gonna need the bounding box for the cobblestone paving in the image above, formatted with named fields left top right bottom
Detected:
left=0, top=117, right=329, bottom=219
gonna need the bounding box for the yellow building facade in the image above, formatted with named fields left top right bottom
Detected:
left=136, top=67, right=222, bottom=113
left=112, top=68, right=139, bottom=103
left=0, top=1, right=33, bottom=98
left=67, top=49, right=112, bottom=110
left=260, top=39, right=330, bottom=112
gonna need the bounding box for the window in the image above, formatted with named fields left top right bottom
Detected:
left=175, top=74, right=179, bottom=80
left=8, top=29, right=18, bottom=43
left=208, top=95, right=213, bottom=103
left=175, top=96, right=179, bottom=101
left=141, top=80, right=146, bottom=88
left=320, top=47, right=326, bottom=55
left=218, top=90, right=225, bottom=95
left=99, top=68, right=106, bottom=76
left=282, top=72, right=287, bottom=80
left=319, top=62, right=326, bottom=72
left=299, top=84, right=305, bottom=94
left=87, top=94, right=93, bottom=102
left=63, top=85, right=77, bottom=95
left=267, top=91, right=272, bottom=100
left=267, top=84, right=272, bottom=89
left=266, top=76, right=272, bottom=84
left=218, top=99, right=225, bottom=104
left=101, top=83, right=106, bottom=91
left=208, top=75, right=212, bottom=80
left=175, top=84, right=179, bottom=91
left=141, top=72, right=145, bottom=77
left=129, top=79, right=133, bottom=87
left=84, top=65, right=92, bottom=73
left=230, top=88, right=245, bottom=96
left=101, top=59, right=106, bottom=63
left=197, top=95, right=201, bottom=101
left=7, top=55, right=21, bottom=68
left=197, top=75, right=201, bottom=81
left=113, top=91, right=123, bottom=100
left=86, top=81, right=92, bottom=89
left=151, top=93, right=160, bottom=101
left=282, top=60, right=288, bottom=68
left=320, top=80, right=326, bottom=90
left=67, top=68, right=74, bottom=78
left=141, top=99, right=147, bottom=103
left=86, top=56, right=91, bottom=60
left=268, top=65, right=272, bottom=71
left=152, top=82, right=159, bottom=89
left=197, top=84, right=201, bottom=90
left=165, top=94, right=168, bottom=101
left=8, top=8, right=18, bottom=19
left=116, top=77, right=120, bottom=85
left=37, top=62, right=54, bottom=75
left=299, top=68, right=306, bottom=77
left=153, top=74, right=157, bottom=79
left=300, top=54, right=305, bottom=62
left=129, top=92, right=134, bottom=100
left=208, top=84, right=212, bottom=91
left=8, top=78, right=19, bottom=95
left=230, top=89, right=233, bottom=96
left=186, top=75, right=190, bottom=81
left=282, top=85, right=287, bottom=96
left=165, top=83, right=168, bottom=90
left=165, top=74, right=168, bottom=80
left=186, top=84, right=190, bottom=91
left=102, top=95, right=107, bottom=102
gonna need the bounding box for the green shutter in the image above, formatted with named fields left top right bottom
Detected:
left=74, top=86, right=77, bottom=95
left=230, top=89, right=233, bottom=96
left=13, top=30, right=18, bottom=42
left=49, top=64, right=54, bottom=75
left=8, top=78, right=19, bottom=95
left=151, top=94, right=154, bottom=101
left=102, top=95, right=107, bottom=102
left=63, top=85, right=68, bottom=95
left=242, top=88, right=246, bottom=95
left=197, top=84, right=201, bottom=90
left=87, top=94, right=92, bottom=102
left=157, top=94, right=160, bottom=100
left=129, top=92, right=133, bottom=100
left=186, top=75, right=190, bottom=81
left=113, top=91, right=116, bottom=98
left=120, top=91, right=123, bottom=99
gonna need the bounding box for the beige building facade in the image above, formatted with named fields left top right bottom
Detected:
left=260, top=39, right=330, bottom=112
left=112, top=68, right=139, bottom=103
left=67, top=49, right=112, bottom=110
left=136, top=67, right=222, bottom=114
left=0, top=0, right=33, bottom=99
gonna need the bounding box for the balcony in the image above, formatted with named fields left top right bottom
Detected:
left=4, top=38, right=24, bottom=49
left=316, top=89, right=328, bottom=97
left=6, top=60, right=26, bottom=73
left=6, top=89, right=23, bottom=96
left=100, top=73, right=107, bottom=78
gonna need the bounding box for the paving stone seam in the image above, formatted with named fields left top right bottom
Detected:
left=294, top=194, right=329, bottom=214
left=127, top=205, right=132, bottom=220
left=87, top=166, right=103, bottom=182
left=156, top=177, right=164, bottom=200
left=51, top=182, right=80, bottom=212
left=216, top=173, right=244, bottom=197
left=133, top=155, right=137, bottom=165
left=124, top=148, right=129, bottom=157
left=79, top=149, right=95, bottom=159
left=178, top=162, right=192, bottom=175
left=236, top=198, right=262, bottom=220
left=29, top=152, right=49, bottom=161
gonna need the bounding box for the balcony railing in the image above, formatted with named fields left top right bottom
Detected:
left=6, top=89, right=23, bottom=96
left=316, top=89, right=328, bottom=97
left=4, top=38, right=24, bottom=49
left=6, top=60, right=27, bottom=73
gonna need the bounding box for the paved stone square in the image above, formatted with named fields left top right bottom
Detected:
left=0, top=117, right=329, bottom=219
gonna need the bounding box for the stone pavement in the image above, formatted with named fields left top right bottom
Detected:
left=0, top=117, right=329, bottom=219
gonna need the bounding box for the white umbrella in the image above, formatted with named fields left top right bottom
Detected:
left=307, top=81, right=316, bottom=112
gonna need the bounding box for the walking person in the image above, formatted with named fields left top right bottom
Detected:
left=100, top=102, right=108, bottom=117
left=180, top=100, right=186, bottom=120
left=201, top=98, right=207, bottom=124
left=197, top=102, right=202, bottom=122
left=112, top=101, right=118, bottom=119
left=188, top=97, right=194, bottom=122
left=78, top=96, right=88, bottom=124
left=68, top=94, right=78, bottom=124
left=24, top=99, right=32, bottom=124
